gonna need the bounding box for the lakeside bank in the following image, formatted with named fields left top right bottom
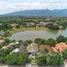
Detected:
left=9, top=27, right=49, bottom=35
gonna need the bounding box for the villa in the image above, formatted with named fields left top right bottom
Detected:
left=26, top=43, right=38, bottom=58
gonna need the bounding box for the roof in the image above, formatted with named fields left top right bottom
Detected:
left=0, top=40, right=5, bottom=44
left=58, top=26, right=63, bottom=29
left=55, top=42, right=67, bottom=52
left=26, top=43, right=38, bottom=52
left=10, top=48, right=20, bottom=54
left=19, top=45, right=26, bottom=52
left=10, top=24, right=16, bottom=27
left=51, top=47, right=58, bottom=52
left=9, top=43, right=16, bottom=46
left=39, top=45, right=52, bottom=52
left=0, top=40, right=5, bottom=42
left=15, top=42, right=19, bottom=44
left=2, top=45, right=12, bottom=49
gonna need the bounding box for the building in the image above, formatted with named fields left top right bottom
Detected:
left=55, top=42, right=67, bottom=53
left=39, top=45, right=52, bottom=52
left=26, top=43, right=38, bottom=58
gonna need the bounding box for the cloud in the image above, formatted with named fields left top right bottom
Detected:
left=0, top=1, right=67, bottom=14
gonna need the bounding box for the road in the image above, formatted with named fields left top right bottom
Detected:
left=0, top=64, right=66, bottom=67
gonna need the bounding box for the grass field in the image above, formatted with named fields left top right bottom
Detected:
left=9, top=27, right=48, bottom=35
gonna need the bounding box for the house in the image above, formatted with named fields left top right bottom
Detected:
left=19, top=45, right=26, bottom=52
left=26, top=43, right=38, bottom=58
left=39, top=22, right=45, bottom=27
left=26, top=22, right=35, bottom=27
left=39, top=45, right=52, bottom=52
left=51, top=47, right=58, bottom=52
left=55, top=42, right=67, bottom=53
left=8, top=42, right=19, bottom=46
left=0, top=40, right=5, bottom=44
left=10, top=24, right=17, bottom=28
left=1, top=45, right=12, bottom=49
left=10, top=45, right=26, bottom=54
left=58, top=26, right=63, bottom=29
left=10, top=48, right=20, bottom=54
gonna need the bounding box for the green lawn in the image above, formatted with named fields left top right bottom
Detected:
left=9, top=27, right=49, bottom=35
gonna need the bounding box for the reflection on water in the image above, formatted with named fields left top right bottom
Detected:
left=10, top=28, right=67, bottom=41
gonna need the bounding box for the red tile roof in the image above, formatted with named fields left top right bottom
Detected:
left=51, top=47, right=58, bottom=52
left=39, top=45, right=52, bottom=52
left=10, top=24, right=16, bottom=27
left=55, top=42, right=67, bottom=52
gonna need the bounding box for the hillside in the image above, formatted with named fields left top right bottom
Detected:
left=2, top=9, right=67, bottom=16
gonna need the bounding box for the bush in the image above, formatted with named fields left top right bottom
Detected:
left=36, top=52, right=47, bottom=66
left=34, top=38, right=44, bottom=46
left=47, top=38, right=57, bottom=47
left=5, top=52, right=30, bottom=65
left=23, top=40, right=32, bottom=46
left=0, top=57, right=5, bottom=63
left=46, top=52, right=64, bottom=65
left=56, top=35, right=66, bottom=43
left=0, top=47, right=14, bottom=56
left=63, top=49, right=67, bottom=60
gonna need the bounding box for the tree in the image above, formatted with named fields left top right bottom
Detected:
left=48, top=38, right=57, bottom=47
left=46, top=52, right=64, bottom=65
left=23, top=40, right=32, bottom=46
left=34, top=38, right=44, bottom=46
left=0, top=51, right=6, bottom=57
left=63, top=49, right=67, bottom=61
left=56, top=35, right=65, bottom=43
left=16, top=24, right=20, bottom=28
left=44, top=48, right=49, bottom=53
left=45, top=23, right=59, bottom=30
left=3, top=31, right=11, bottom=38
left=44, top=38, right=57, bottom=47
left=5, top=52, right=31, bottom=65
left=36, top=52, right=47, bottom=66
left=4, top=38, right=11, bottom=44
left=0, top=47, right=14, bottom=56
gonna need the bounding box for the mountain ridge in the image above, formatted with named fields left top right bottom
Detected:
left=1, top=9, right=67, bottom=16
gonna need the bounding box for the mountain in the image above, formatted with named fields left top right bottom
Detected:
left=2, top=9, right=67, bottom=16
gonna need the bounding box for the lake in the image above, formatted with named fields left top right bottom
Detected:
left=10, top=28, right=67, bottom=41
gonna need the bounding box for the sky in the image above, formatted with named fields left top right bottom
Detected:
left=0, top=0, right=67, bottom=14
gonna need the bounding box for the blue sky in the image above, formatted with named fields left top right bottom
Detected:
left=0, top=0, right=67, bottom=14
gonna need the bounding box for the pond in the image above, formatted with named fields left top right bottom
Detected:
left=10, top=28, right=67, bottom=41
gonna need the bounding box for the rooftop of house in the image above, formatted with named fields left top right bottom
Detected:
left=51, top=47, right=58, bottom=52
left=1, top=45, right=12, bottom=49
left=55, top=42, right=67, bottom=52
left=10, top=48, right=20, bottom=54
left=10, top=24, right=17, bottom=27
left=19, top=45, right=26, bottom=52
left=39, top=45, right=52, bottom=52
left=26, top=43, right=38, bottom=52
left=0, top=40, right=5, bottom=44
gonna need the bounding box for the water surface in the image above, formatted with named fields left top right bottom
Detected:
left=10, top=29, right=67, bottom=41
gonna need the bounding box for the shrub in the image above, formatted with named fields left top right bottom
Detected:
left=56, top=35, right=65, bottom=43
left=5, top=52, right=30, bottom=65
left=46, top=52, right=64, bottom=65
left=36, top=52, right=47, bottom=66
left=63, top=49, right=67, bottom=60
